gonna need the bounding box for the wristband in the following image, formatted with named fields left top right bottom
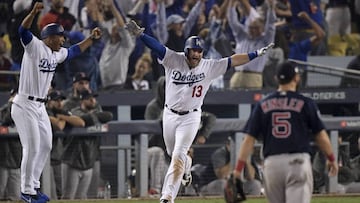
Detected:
left=327, top=154, right=335, bottom=162
left=235, top=160, right=246, bottom=172
left=247, top=52, right=258, bottom=61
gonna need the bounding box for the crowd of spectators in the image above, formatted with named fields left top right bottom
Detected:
left=0, top=0, right=359, bottom=93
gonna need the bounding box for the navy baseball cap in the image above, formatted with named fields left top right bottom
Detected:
left=79, top=89, right=98, bottom=100
left=41, top=23, right=65, bottom=39
left=276, top=61, right=299, bottom=84
left=73, top=72, right=90, bottom=83
left=48, top=90, right=66, bottom=101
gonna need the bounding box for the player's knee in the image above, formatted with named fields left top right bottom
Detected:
left=171, top=151, right=187, bottom=172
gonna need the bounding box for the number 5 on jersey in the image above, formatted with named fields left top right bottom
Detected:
left=272, top=112, right=291, bottom=138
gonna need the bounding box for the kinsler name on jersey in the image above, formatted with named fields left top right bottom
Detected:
left=261, top=97, right=304, bottom=113
left=171, top=70, right=205, bottom=86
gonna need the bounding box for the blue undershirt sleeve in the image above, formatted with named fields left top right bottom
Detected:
left=227, top=57, right=231, bottom=71
left=66, top=44, right=81, bottom=60
left=18, top=26, right=33, bottom=45
left=139, top=33, right=166, bottom=60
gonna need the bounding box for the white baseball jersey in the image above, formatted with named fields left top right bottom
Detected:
left=11, top=33, right=68, bottom=196
left=159, top=48, right=229, bottom=111
left=17, top=35, right=68, bottom=99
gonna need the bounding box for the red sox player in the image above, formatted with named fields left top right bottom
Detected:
left=126, top=20, right=274, bottom=203
left=233, top=61, right=338, bottom=203
left=10, top=2, right=101, bottom=203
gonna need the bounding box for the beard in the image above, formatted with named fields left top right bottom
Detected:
left=103, top=10, right=114, bottom=21
left=85, top=104, right=96, bottom=111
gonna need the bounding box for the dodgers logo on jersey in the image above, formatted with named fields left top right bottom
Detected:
left=171, top=70, right=205, bottom=86
left=39, top=58, right=57, bottom=73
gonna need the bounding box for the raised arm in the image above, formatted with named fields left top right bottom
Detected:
left=183, top=0, right=205, bottom=38
left=126, top=20, right=166, bottom=59
left=21, top=2, right=42, bottom=29
left=218, top=0, right=230, bottom=20
left=108, top=0, right=125, bottom=27
left=297, top=11, right=325, bottom=45
left=239, top=0, right=252, bottom=16
left=227, top=1, right=246, bottom=37
left=67, top=27, right=102, bottom=59
left=155, top=0, right=168, bottom=44
left=19, top=2, right=43, bottom=45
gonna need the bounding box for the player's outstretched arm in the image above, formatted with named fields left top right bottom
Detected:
left=230, top=43, right=274, bottom=67
left=126, top=20, right=166, bottom=59
left=77, top=27, right=102, bottom=52
left=67, top=27, right=102, bottom=60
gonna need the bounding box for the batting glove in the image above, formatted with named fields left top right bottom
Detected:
left=256, top=42, right=275, bottom=56
left=125, top=20, right=145, bottom=37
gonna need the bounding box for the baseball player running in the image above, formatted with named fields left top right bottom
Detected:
left=126, top=20, right=274, bottom=203
left=233, top=61, right=339, bottom=203
left=10, top=2, right=101, bottom=203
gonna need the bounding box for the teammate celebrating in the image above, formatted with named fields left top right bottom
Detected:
left=10, top=2, right=101, bottom=203
left=233, top=61, right=339, bottom=203
left=126, top=20, right=274, bottom=203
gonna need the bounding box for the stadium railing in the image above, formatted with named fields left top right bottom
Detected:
left=1, top=116, right=359, bottom=198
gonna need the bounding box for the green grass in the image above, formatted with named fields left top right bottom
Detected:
left=39, top=195, right=360, bottom=203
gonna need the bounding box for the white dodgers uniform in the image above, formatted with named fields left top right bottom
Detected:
left=159, top=48, right=228, bottom=202
left=11, top=35, right=68, bottom=195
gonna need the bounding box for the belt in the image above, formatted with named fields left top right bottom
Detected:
left=28, top=96, right=47, bottom=103
left=165, top=104, right=198, bottom=115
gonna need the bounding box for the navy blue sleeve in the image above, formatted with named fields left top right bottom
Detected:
left=227, top=58, right=231, bottom=71
left=305, top=99, right=326, bottom=134
left=139, top=33, right=166, bottom=60
left=66, top=44, right=81, bottom=60
left=142, top=3, right=156, bottom=36
left=18, top=26, right=33, bottom=45
left=242, top=102, right=263, bottom=139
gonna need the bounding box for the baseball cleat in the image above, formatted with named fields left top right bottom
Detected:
left=21, top=193, right=46, bottom=203
left=181, top=172, right=192, bottom=187
left=181, top=154, right=193, bottom=187
left=160, top=199, right=169, bottom=203
left=35, top=189, right=50, bottom=202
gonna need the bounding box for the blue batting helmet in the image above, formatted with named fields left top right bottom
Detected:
left=184, top=36, right=203, bottom=56
left=41, top=23, right=65, bottom=39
